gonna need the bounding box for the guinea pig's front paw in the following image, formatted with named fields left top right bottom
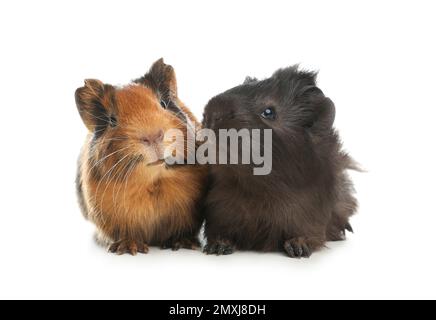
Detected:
left=108, top=240, right=149, bottom=256
left=161, top=237, right=201, bottom=251
left=203, top=240, right=235, bottom=256
left=284, top=238, right=312, bottom=259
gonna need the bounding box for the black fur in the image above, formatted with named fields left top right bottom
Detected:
left=202, top=65, right=358, bottom=258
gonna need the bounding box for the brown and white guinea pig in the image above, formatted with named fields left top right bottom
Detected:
left=202, top=66, right=358, bottom=258
left=75, top=58, right=208, bottom=255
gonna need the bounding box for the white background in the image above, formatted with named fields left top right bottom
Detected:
left=0, top=0, right=435, bottom=300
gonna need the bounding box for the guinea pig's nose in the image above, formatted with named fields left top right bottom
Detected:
left=142, top=129, right=164, bottom=145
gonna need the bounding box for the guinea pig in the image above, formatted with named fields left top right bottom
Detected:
left=202, top=66, right=358, bottom=258
left=75, top=58, right=208, bottom=255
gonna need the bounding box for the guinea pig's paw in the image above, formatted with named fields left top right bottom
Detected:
left=108, top=240, right=149, bottom=256
left=203, top=240, right=235, bottom=256
left=333, top=222, right=354, bottom=240
left=284, top=238, right=312, bottom=259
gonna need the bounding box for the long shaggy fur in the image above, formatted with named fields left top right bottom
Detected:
left=202, top=65, right=358, bottom=258
left=75, top=59, right=208, bottom=255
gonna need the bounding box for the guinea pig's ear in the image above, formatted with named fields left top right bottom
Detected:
left=299, top=86, right=336, bottom=132
left=75, top=79, right=111, bottom=132
left=148, top=58, right=178, bottom=99
left=274, top=66, right=335, bottom=131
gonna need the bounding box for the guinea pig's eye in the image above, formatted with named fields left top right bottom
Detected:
left=109, top=115, right=118, bottom=127
left=261, top=107, right=276, bottom=120
left=160, top=100, right=167, bottom=109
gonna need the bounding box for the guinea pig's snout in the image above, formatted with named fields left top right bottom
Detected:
left=141, top=129, right=164, bottom=145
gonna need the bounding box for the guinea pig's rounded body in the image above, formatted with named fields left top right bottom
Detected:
left=78, top=142, right=207, bottom=251
left=75, top=59, right=208, bottom=254
left=202, top=66, right=358, bottom=258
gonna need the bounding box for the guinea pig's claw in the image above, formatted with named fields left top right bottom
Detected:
left=203, top=243, right=216, bottom=255
left=344, top=222, right=354, bottom=233
left=284, top=239, right=312, bottom=259
left=203, top=241, right=235, bottom=256
left=108, top=240, right=149, bottom=256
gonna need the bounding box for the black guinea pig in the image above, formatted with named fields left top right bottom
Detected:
left=201, top=66, right=358, bottom=258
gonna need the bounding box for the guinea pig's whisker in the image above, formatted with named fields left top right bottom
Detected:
left=112, top=155, right=137, bottom=209
left=89, top=139, right=126, bottom=156
left=95, top=152, right=132, bottom=212
left=113, top=158, right=134, bottom=213
left=86, top=146, right=130, bottom=178
left=96, top=137, right=127, bottom=142
left=90, top=136, right=130, bottom=150
left=87, top=140, right=137, bottom=215
left=81, top=110, right=111, bottom=125
left=95, top=155, right=129, bottom=202
left=113, top=162, right=131, bottom=210
left=91, top=138, right=129, bottom=148
left=121, top=156, right=140, bottom=213
left=167, top=107, right=192, bottom=126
